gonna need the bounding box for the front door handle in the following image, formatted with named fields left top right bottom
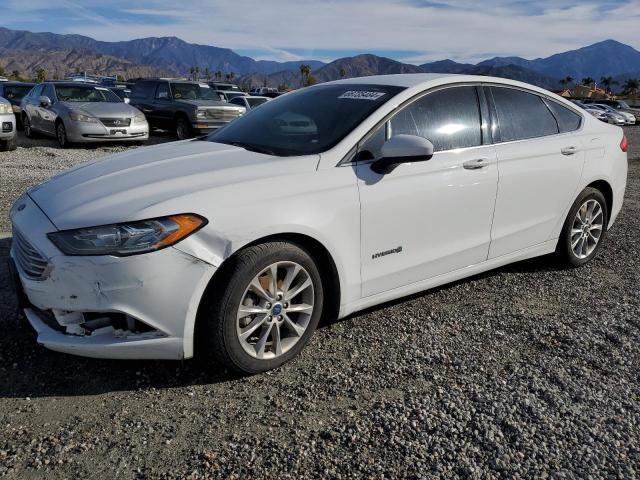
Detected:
left=463, top=158, right=489, bottom=170
left=561, top=146, right=578, bottom=155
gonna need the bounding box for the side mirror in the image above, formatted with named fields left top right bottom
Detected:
left=39, top=96, right=52, bottom=108
left=371, top=135, right=434, bottom=174
left=124, top=98, right=130, bottom=104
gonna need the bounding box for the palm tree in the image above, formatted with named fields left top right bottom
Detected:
left=339, top=68, right=347, bottom=79
left=35, top=68, right=47, bottom=83
left=600, top=76, right=618, bottom=94
left=581, top=77, right=595, bottom=86
left=622, top=78, right=640, bottom=96
left=194, top=66, right=200, bottom=81
left=189, top=67, right=195, bottom=81
left=299, top=64, right=311, bottom=87
left=215, top=70, right=222, bottom=81
left=228, top=71, right=235, bottom=82
left=204, top=68, right=211, bottom=81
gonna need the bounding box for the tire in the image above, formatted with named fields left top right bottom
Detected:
left=201, top=241, right=324, bottom=373
left=56, top=121, right=71, bottom=149
left=0, top=136, right=17, bottom=152
left=23, top=115, right=35, bottom=138
left=558, top=187, right=608, bottom=267
left=175, top=116, right=192, bottom=140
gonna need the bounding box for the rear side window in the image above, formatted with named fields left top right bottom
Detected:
left=545, top=99, right=582, bottom=133
left=155, top=83, right=170, bottom=99
left=390, top=86, right=482, bottom=152
left=131, top=82, right=156, bottom=100
left=490, top=87, right=558, bottom=142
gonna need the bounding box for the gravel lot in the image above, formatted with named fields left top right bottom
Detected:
left=0, top=128, right=639, bottom=479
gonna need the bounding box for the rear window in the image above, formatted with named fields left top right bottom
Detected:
left=544, top=99, right=582, bottom=133
left=3, top=85, right=33, bottom=101
left=490, top=87, right=558, bottom=142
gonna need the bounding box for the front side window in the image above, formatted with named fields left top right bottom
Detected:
left=388, top=86, right=482, bottom=152
left=207, top=84, right=405, bottom=156
left=544, top=99, right=582, bottom=133
left=55, top=86, right=121, bottom=103
left=31, top=84, right=44, bottom=98
left=490, top=87, right=558, bottom=142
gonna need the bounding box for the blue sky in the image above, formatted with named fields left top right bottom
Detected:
left=2, top=0, right=639, bottom=64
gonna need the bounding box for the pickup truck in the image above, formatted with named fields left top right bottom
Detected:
left=130, top=80, right=245, bottom=139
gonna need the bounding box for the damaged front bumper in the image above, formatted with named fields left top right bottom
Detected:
left=10, top=196, right=217, bottom=360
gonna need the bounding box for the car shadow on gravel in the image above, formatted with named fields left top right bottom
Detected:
left=0, top=237, right=563, bottom=399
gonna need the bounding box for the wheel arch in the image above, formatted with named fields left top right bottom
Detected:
left=190, top=232, right=342, bottom=358
left=585, top=179, right=613, bottom=228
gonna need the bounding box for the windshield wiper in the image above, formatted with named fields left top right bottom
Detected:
left=226, top=141, right=277, bottom=156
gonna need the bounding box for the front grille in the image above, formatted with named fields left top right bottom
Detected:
left=99, top=117, right=131, bottom=127
left=12, top=228, right=49, bottom=280
left=2, top=122, right=12, bottom=133
left=205, top=109, right=242, bottom=121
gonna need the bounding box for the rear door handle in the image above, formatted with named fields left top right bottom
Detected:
left=463, top=158, right=489, bottom=170
left=561, top=146, right=578, bottom=155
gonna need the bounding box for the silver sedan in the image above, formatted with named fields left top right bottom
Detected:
left=20, top=82, right=149, bottom=148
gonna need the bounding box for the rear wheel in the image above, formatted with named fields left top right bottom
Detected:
left=202, top=242, right=324, bottom=373
left=175, top=116, right=192, bottom=140
left=558, top=187, right=608, bottom=267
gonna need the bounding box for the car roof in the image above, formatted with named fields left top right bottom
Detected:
left=1, top=81, right=36, bottom=87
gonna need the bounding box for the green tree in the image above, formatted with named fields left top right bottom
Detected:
left=306, top=74, right=317, bottom=86
left=10, top=70, right=21, bottom=81
left=35, top=68, right=47, bottom=83
left=581, top=77, right=595, bottom=86
left=299, top=64, right=311, bottom=87
left=600, top=76, right=618, bottom=94
left=277, top=83, right=289, bottom=92
left=0, top=66, right=6, bottom=77
left=339, top=68, right=347, bottom=79
left=622, top=78, right=639, bottom=96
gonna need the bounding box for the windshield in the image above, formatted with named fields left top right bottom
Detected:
left=207, top=84, right=405, bottom=156
left=618, top=101, right=631, bottom=109
left=171, top=83, right=219, bottom=101
left=3, top=85, right=33, bottom=102
left=55, top=85, right=121, bottom=102
left=225, top=92, right=246, bottom=100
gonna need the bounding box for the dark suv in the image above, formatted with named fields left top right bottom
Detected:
left=0, top=81, right=36, bottom=126
left=582, top=99, right=640, bottom=121
left=129, top=80, right=246, bottom=139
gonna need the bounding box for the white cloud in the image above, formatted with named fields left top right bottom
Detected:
left=5, top=0, right=640, bottom=63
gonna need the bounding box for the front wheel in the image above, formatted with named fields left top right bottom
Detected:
left=202, top=242, right=324, bottom=373
left=23, top=115, right=35, bottom=138
left=175, top=117, right=192, bottom=140
left=56, top=121, right=71, bottom=148
left=558, top=187, right=608, bottom=267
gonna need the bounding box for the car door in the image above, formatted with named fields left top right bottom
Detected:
left=357, top=85, right=499, bottom=297
left=129, top=81, right=157, bottom=127
left=486, top=86, right=586, bottom=258
left=152, top=82, right=174, bottom=129
left=36, top=83, right=57, bottom=135
left=26, top=84, right=45, bottom=131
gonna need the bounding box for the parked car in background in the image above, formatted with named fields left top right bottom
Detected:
left=0, top=81, right=36, bottom=126
left=211, top=90, right=248, bottom=102
left=583, top=98, right=640, bottom=121
left=0, top=97, right=17, bottom=151
left=250, top=87, right=283, bottom=98
left=130, top=80, right=245, bottom=139
left=228, top=95, right=270, bottom=110
left=9, top=74, right=627, bottom=373
left=208, top=82, right=240, bottom=91
left=580, top=103, right=626, bottom=125
left=589, top=104, right=636, bottom=125
left=20, top=82, right=149, bottom=147
left=109, top=86, right=132, bottom=104
left=584, top=108, right=609, bottom=122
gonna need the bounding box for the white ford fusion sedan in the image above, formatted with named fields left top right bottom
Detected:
left=10, top=74, right=628, bottom=373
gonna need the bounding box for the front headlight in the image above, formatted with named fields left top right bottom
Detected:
left=0, top=103, right=12, bottom=114
left=69, top=111, right=98, bottom=123
left=196, top=109, right=207, bottom=119
left=47, top=214, right=207, bottom=256
left=133, top=112, right=146, bottom=124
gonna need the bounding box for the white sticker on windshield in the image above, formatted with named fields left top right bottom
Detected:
left=199, top=83, right=210, bottom=88
left=339, top=91, right=386, bottom=100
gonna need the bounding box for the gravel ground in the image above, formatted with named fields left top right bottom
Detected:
left=0, top=128, right=639, bottom=479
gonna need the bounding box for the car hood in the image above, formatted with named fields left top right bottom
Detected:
left=28, top=140, right=319, bottom=230
left=64, top=101, right=140, bottom=117
left=175, top=99, right=231, bottom=108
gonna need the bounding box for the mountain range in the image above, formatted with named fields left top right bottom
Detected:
left=1, top=27, right=640, bottom=91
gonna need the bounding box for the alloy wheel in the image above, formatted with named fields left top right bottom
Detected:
left=570, top=199, right=604, bottom=259
left=236, top=261, right=315, bottom=360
